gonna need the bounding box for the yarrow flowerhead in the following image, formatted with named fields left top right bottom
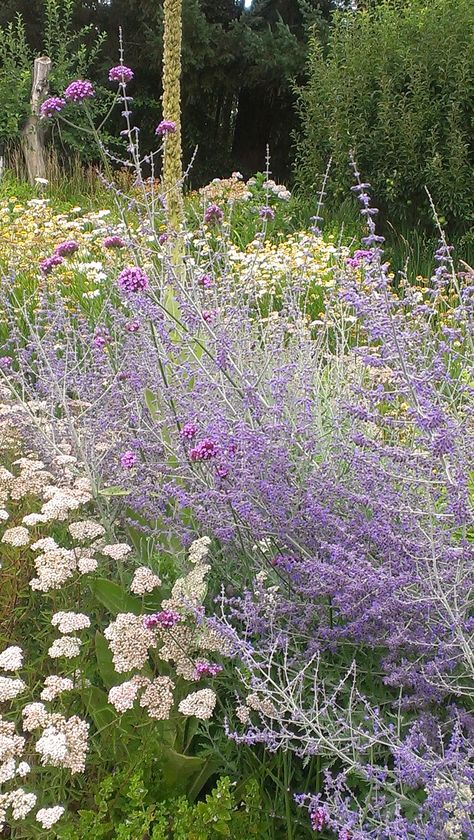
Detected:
left=143, top=610, right=181, bottom=630
left=54, top=240, right=79, bottom=257
left=117, top=266, right=149, bottom=293
left=40, top=96, right=66, bottom=118
left=39, top=254, right=64, bottom=275
left=155, top=120, right=176, bottom=137
left=204, top=204, right=224, bottom=225
left=103, top=235, right=126, bottom=249
left=259, top=205, right=275, bottom=220
left=64, top=80, right=95, bottom=102
left=180, top=422, right=197, bottom=440
left=108, top=65, right=134, bottom=83
left=189, top=438, right=217, bottom=461
left=120, top=450, right=137, bottom=469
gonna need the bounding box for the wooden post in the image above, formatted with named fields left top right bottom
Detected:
left=22, top=56, right=52, bottom=184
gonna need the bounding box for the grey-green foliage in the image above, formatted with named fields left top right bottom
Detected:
left=0, top=16, right=32, bottom=144
left=295, top=0, right=474, bottom=227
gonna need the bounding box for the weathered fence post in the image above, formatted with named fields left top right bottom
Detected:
left=22, top=56, right=52, bottom=184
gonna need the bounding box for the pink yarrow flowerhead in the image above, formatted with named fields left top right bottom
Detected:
left=64, top=80, right=95, bottom=102
left=40, top=254, right=64, bottom=275
left=103, top=235, right=126, bottom=249
left=204, top=204, right=224, bottom=225
left=117, top=266, right=149, bottom=293
left=155, top=120, right=176, bottom=137
left=40, top=96, right=66, bottom=118
left=189, top=438, right=217, bottom=462
left=54, top=240, right=79, bottom=257
left=108, top=65, right=134, bottom=83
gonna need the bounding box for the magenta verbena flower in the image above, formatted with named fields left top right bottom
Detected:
left=108, top=65, right=134, bottom=84
left=155, top=120, right=176, bottom=137
left=93, top=329, right=110, bottom=350
left=40, top=96, right=66, bottom=118
left=190, top=438, right=217, bottom=461
left=103, top=235, right=126, bottom=249
left=0, top=356, right=12, bottom=369
left=117, top=266, right=149, bottom=293
left=120, top=450, right=137, bottom=469
left=39, top=254, right=64, bottom=275
left=64, top=80, right=95, bottom=102
left=202, top=309, right=217, bottom=323
left=125, top=319, right=140, bottom=333
left=204, top=204, right=224, bottom=225
left=180, top=422, right=197, bottom=440
left=158, top=233, right=169, bottom=246
left=198, top=274, right=213, bottom=288
left=54, top=240, right=79, bottom=257
left=143, top=610, right=181, bottom=630
left=259, top=205, right=275, bottom=221
left=195, top=661, right=223, bottom=678
left=310, top=806, right=328, bottom=832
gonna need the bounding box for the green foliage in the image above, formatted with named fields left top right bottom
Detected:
left=295, top=0, right=474, bottom=229
left=0, top=16, right=32, bottom=144
left=57, top=770, right=270, bottom=840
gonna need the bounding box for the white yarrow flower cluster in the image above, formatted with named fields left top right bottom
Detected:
left=48, top=636, right=82, bottom=659
left=0, top=646, right=23, bottom=671
left=0, top=677, right=26, bottom=702
left=104, top=613, right=156, bottom=672
left=68, top=519, right=105, bottom=541
left=36, top=805, right=65, bottom=829
left=130, top=566, right=162, bottom=595
left=178, top=689, right=216, bottom=720
left=1, top=526, right=30, bottom=547
left=41, top=676, right=74, bottom=701
left=100, top=543, right=132, bottom=561
left=188, top=535, right=211, bottom=564
left=51, top=611, right=90, bottom=634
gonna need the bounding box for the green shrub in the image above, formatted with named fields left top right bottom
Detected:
left=295, top=0, right=474, bottom=229
left=57, top=771, right=270, bottom=840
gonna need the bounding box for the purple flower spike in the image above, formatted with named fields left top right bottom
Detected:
left=40, top=254, right=64, bottom=275
left=54, top=240, right=79, bottom=257
left=155, top=120, right=176, bottom=137
left=108, top=65, right=134, bottom=84
left=64, top=80, right=95, bottom=102
left=259, top=205, right=275, bottom=221
left=117, top=266, right=149, bottom=293
left=40, top=96, right=66, bottom=118
left=120, top=450, right=137, bottom=469
left=104, top=235, right=126, bottom=249
left=189, top=438, right=217, bottom=461
left=204, top=204, right=224, bottom=225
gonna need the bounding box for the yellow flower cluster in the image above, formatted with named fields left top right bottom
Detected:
left=225, top=231, right=345, bottom=298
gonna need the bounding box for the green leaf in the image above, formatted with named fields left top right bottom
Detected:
left=161, top=747, right=215, bottom=798
left=89, top=579, right=142, bottom=615
left=98, top=485, right=131, bottom=497
left=94, top=631, right=122, bottom=688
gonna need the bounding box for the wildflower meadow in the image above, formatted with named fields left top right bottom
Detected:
left=0, top=0, right=473, bottom=838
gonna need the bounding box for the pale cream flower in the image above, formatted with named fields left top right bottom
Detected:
left=1, top=526, right=30, bottom=547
